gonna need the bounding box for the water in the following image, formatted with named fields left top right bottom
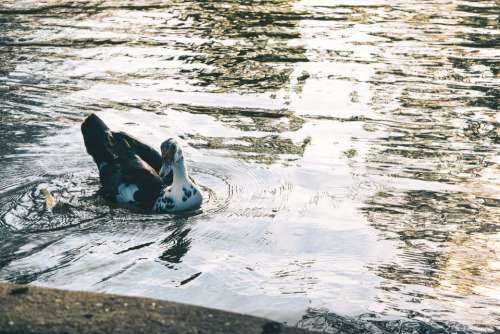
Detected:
left=0, top=1, right=498, bottom=332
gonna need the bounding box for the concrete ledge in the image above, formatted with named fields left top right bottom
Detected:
left=0, top=283, right=312, bottom=334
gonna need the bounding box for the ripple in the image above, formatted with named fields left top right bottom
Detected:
left=0, top=173, right=107, bottom=233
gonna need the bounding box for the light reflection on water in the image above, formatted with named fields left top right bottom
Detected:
left=0, top=0, right=499, bottom=332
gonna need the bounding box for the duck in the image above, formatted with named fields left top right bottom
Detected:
left=81, top=113, right=202, bottom=213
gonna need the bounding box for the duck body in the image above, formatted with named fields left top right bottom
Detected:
left=81, top=113, right=202, bottom=212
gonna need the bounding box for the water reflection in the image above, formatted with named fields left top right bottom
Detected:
left=355, top=1, right=500, bottom=330
left=159, top=220, right=192, bottom=266
left=175, top=0, right=307, bottom=92
left=0, top=0, right=499, bottom=332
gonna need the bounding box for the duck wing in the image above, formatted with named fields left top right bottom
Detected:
left=112, top=137, right=165, bottom=209
left=113, top=131, right=173, bottom=186
left=113, top=131, right=162, bottom=172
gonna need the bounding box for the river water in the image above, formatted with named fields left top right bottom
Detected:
left=0, top=1, right=498, bottom=332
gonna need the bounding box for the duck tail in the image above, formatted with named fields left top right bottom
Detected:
left=81, top=113, right=117, bottom=166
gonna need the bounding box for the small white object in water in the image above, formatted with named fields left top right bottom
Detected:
left=40, top=188, right=56, bottom=210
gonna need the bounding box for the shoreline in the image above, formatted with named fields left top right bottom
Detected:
left=0, top=282, right=312, bottom=334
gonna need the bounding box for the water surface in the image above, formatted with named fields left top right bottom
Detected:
left=0, top=0, right=499, bottom=332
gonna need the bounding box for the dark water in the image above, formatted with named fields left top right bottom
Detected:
left=0, top=1, right=499, bottom=332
